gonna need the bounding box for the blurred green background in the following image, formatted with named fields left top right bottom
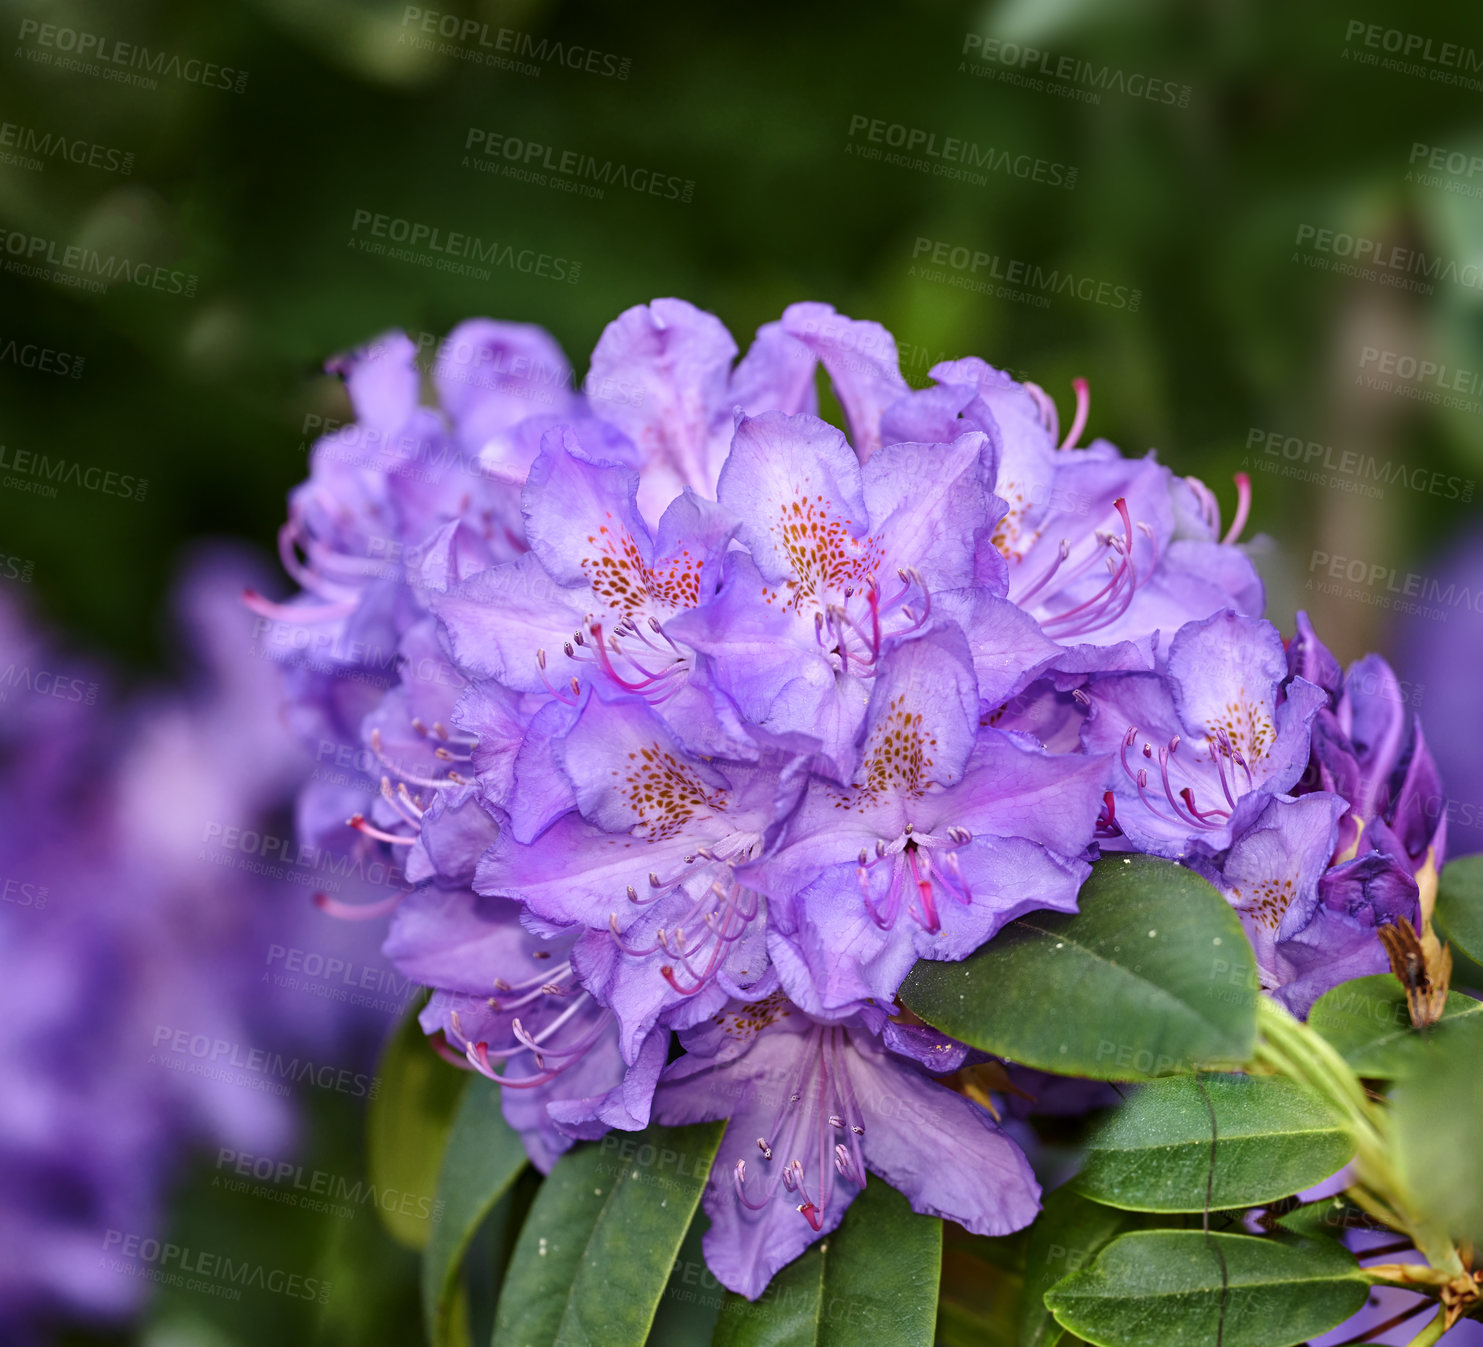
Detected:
left=4, top=0, right=1482, bottom=679
left=3, top=0, right=1480, bottom=1342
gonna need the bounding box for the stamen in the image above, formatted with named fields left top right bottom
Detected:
left=1059, top=377, right=1090, bottom=451
left=313, top=889, right=407, bottom=921
left=242, top=588, right=355, bottom=624
left=1180, top=787, right=1230, bottom=825
left=348, top=814, right=416, bottom=846
left=1222, top=472, right=1252, bottom=546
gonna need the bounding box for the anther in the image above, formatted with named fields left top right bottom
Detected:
left=757, top=1138, right=773, bottom=1160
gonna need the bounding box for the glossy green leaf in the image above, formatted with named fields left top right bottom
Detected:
left=1044, top=1230, right=1367, bottom=1347
left=712, top=1177, right=941, bottom=1347
left=900, top=856, right=1257, bottom=1080
left=366, top=1002, right=468, bottom=1251
left=1018, top=1187, right=1137, bottom=1347
left=421, top=1076, right=527, bottom=1346
left=1074, top=1074, right=1351, bottom=1212
left=491, top=1122, right=723, bottom=1347
left=1390, top=1015, right=1483, bottom=1246
left=1307, top=974, right=1483, bottom=1078
left=1438, top=855, right=1483, bottom=965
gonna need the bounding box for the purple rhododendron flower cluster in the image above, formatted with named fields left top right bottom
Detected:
left=264, top=298, right=1448, bottom=1298
left=0, top=552, right=389, bottom=1341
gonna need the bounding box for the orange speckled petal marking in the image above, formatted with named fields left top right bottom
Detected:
left=772, top=494, right=883, bottom=611
left=581, top=518, right=651, bottom=616
left=1207, top=692, right=1275, bottom=766
left=613, top=741, right=728, bottom=841
left=708, top=988, right=793, bottom=1045
left=837, top=695, right=936, bottom=808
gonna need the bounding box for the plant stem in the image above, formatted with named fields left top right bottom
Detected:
left=1402, top=1308, right=1448, bottom=1347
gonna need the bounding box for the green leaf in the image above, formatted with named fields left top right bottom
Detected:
left=712, top=1177, right=941, bottom=1347
left=1043, top=1230, right=1368, bottom=1347
left=1307, top=974, right=1483, bottom=1078
left=1390, top=1014, right=1483, bottom=1246
left=1018, top=1187, right=1137, bottom=1347
left=1074, top=1074, right=1352, bottom=1212
left=491, top=1122, right=723, bottom=1347
left=421, top=1076, right=527, bottom=1346
left=900, top=856, right=1257, bottom=1080
left=367, top=1002, right=468, bottom=1251
left=1437, top=855, right=1483, bottom=964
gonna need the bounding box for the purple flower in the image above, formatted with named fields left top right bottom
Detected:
left=254, top=297, right=1335, bottom=1306
left=1081, top=611, right=1328, bottom=859
left=1182, top=792, right=1373, bottom=1014
left=433, top=431, right=737, bottom=752
left=248, top=323, right=546, bottom=857
left=473, top=692, right=813, bottom=1050
left=1292, top=615, right=1446, bottom=880
left=666, top=408, right=1037, bottom=776
left=749, top=625, right=1108, bottom=1015
left=653, top=994, right=1040, bottom=1299
left=1166, top=613, right=1443, bottom=1014
left=385, top=885, right=665, bottom=1171
left=879, top=358, right=1264, bottom=656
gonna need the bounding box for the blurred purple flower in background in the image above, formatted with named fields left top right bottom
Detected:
left=1398, top=529, right=1483, bottom=860
left=0, top=550, right=390, bottom=1340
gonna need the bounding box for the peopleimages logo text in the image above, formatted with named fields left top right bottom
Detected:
left=100, top=1230, right=328, bottom=1303
left=150, top=1025, right=379, bottom=1099
left=348, top=210, right=580, bottom=284
left=0, top=444, right=148, bottom=501
left=847, top=115, right=1077, bottom=189
left=0, top=228, right=198, bottom=296
left=0, top=121, right=133, bottom=174
left=1343, top=20, right=1482, bottom=71
left=959, top=34, right=1192, bottom=107
left=464, top=129, right=695, bottom=203
left=16, top=20, right=248, bottom=91
left=398, top=7, right=630, bottom=78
